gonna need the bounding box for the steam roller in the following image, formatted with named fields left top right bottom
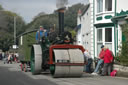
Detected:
left=30, top=7, right=85, bottom=78
left=31, top=44, right=85, bottom=77
left=18, top=3, right=86, bottom=77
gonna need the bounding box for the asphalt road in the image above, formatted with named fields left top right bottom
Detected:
left=0, top=61, right=57, bottom=85
left=0, top=61, right=128, bottom=85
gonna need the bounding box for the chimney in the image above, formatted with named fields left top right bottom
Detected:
left=78, top=9, right=82, bottom=16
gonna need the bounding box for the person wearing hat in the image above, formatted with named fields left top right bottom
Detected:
left=92, top=45, right=105, bottom=75
left=36, top=26, right=47, bottom=43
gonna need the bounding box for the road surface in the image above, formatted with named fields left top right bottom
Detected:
left=0, top=61, right=128, bottom=85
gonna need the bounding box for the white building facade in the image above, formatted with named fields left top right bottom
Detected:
left=77, top=0, right=128, bottom=58
left=77, top=0, right=94, bottom=58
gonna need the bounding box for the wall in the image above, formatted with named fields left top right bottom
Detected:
left=76, top=0, right=94, bottom=58
left=77, top=5, right=92, bottom=53
left=81, top=6, right=91, bottom=52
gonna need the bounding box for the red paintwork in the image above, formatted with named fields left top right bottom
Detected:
left=49, top=44, right=85, bottom=65
left=55, top=63, right=85, bottom=66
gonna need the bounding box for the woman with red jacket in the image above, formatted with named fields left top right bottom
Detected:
left=101, top=46, right=114, bottom=76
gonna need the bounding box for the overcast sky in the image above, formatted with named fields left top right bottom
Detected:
left=0, top=0, right=88, bottom=23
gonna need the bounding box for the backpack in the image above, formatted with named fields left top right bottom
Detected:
left=110, top=70, right=117, bottom=77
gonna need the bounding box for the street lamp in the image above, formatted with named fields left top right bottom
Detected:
left=14, top=16, right=16, bottom=45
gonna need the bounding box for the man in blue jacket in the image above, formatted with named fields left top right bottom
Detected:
left=36, top=26, right=47, bottom=43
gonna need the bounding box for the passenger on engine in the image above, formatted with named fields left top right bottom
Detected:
left=48, top=27, right=57, bottom=43
left=36, top=26, right=47, bottom=43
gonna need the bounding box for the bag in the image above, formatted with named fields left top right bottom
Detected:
left=110, top=70, right=117, bottom=77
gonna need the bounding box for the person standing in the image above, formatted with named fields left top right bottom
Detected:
left=84, top=49, right=92, bottom=73
left=0, top=52, right=2, bottom=60
left=36, top=26, right=47, bottom=43
left=8, top=53, right=12, bottom=64
left=92, top=45, right=105, bottom=75
left=48, top=27, right=57, bottom=42
left=101, top=46, right=114, bottom=76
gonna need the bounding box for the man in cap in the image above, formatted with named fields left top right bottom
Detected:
left=92, top=45, right=105, bottom=75
left=36, top=26, right=47, bottom=43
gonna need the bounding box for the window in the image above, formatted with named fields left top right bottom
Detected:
left=97, top=29, right=103, bottom=56
left=97, top=43, right=103, bottom=56
left=97, top=0, right=103, bottom=13
left=97, top=28, right=113, bottom=56
left=105, top=28, right=112, bottom=42
left=105, top=0, right=112, bottom=11
left=97, top=29, right=102, bottom=42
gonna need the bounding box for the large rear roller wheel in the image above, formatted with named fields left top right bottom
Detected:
left=31, top=45, right=42, bottom=75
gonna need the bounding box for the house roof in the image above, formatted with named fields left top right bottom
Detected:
left=78, top=4, right=90, bottom=16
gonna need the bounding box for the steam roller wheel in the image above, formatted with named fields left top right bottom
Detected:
left=31, top=45, right=42, bottom=75
left=50, top=49, right=84, bottom=77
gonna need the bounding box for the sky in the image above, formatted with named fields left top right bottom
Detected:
left=0, top=0, right=88, bottom=23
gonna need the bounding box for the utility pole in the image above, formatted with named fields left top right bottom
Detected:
left=14, top=16, right=16, bottom=45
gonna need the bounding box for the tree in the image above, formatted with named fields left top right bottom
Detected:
left=26, top=13, right=58, bottom=31
left=0, top=5, right=25, bottom=52
left=26, top=3, right=85, bottom=32
left=0, top=4, right=3, bottom=10
left=64, top=3, right=85, bottom=30
left=116, top=24, right=128, bottom=66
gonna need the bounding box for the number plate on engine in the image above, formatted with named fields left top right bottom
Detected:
left=57, top=60, right=69, bottom=63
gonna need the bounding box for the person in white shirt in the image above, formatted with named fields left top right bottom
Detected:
left=84, top=49, right=92, bottom=73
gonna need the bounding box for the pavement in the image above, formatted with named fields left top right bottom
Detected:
left=114, top=64, right=128, bottom=78
left=0, top=60, right=128, bottom=85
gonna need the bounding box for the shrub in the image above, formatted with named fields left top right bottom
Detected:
left=115, top=24, right=128, bottom=66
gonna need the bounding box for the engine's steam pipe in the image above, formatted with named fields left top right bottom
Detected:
left=58, top=8, right=65, bottom=35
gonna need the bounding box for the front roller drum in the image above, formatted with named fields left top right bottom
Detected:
left=31, top=45, right=42, bottom=75
left=50, top=49, right=84, bottom=77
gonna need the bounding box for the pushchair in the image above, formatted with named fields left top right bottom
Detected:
left=3, top=57, right=8, bottom=64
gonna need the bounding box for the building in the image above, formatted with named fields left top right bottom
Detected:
left=77, top=0, right=128, bottom=58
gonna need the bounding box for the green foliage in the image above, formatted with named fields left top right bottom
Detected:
left=0, top=3, right=85, bottom=52
left=0, top=5, right=25, bottom=52
left=64, top=3, right=85, bottom=29
left=116, top=42, right=128, bottom=66
left=0, top=4, right=3, bottom=10
left=26, top=13, right=58, bottom=31
left=26, top=3, right=85, bottom=32
left=115, top=24, right=128, bottom=66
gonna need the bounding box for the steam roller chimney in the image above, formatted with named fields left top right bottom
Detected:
left=58, top=8, right=65, bottom=35
left=56, top=0, right=68, bottom=35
